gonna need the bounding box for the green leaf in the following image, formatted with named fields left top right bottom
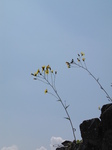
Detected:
left=65, top=105, right=70, bottom=109
left=57, top=99, right=61, bottom=102
left=64, top=117, right=70, bottom=120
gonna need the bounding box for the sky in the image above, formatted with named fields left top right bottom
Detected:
left=0, top=0, right=112, bottom=150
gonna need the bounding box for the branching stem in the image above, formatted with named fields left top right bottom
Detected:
left=44, top=76, right=76, bottom=141
left=32, top=68, right=76, bottom=141
left=72, top=62, right=112, bottom=101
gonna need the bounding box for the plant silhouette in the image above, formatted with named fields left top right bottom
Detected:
left=31, top=65, right=76, bottom=141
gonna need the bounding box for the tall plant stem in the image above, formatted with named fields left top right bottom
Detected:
left=44, top=77, right=76, bottom=141
left=73, top=63, right=112, bottom=101
left=54, top=89, right=76, bottom=141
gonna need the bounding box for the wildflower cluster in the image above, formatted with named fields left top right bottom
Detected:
left=66, top=52, right=112, bottom=102
left=66, top=52, right=86, bottom=69
left=31, top=65, right=76, bottom=141
left=31, top=65, right=57, bottom=92
left=31, top=52, right=111, bottom=143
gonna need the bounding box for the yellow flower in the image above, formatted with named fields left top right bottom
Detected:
left=34, top=73, right=37, bottom=76
left=66, top=62, right=70, bottom=68
left=36, top=69, right=40, bottom=74
left=77, top=58, right=80, bottom=62
left=82, top=58, right=85, bottom=61
left=45, top=69, right=49, bottom=74
left=51, top=70, right=53, bottom=73
left=45, top=89, right=48, bottom=94
left=46, top=65, right=51, bottom=70
left=81, top=52, right=85, bottom=56
left=98, top=106, right=101, bottom=110
left=42, top=66, right=45, bottom=72
left=33, top=69, right=40, bottom=76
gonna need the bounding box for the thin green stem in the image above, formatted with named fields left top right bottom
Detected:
left=54, top=88, right=76, bottom=141
left=48, top=92, right=59, bottom=99
left=34, top=78, right=48, bottom=85
left=50, top=71, right=53, bottom=86
left=54, top=73, right=56, bottom=91
left=44, top=77, right=76, bottom=141
left=72, top=62, right=112, bottom=101
left=32, top=70, right=76, bottom=141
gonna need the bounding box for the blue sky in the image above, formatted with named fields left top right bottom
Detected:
left=0, top=0, right=112, bottom=150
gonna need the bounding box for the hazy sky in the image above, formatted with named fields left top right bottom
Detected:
left=0, top=0, right=112, bottom=150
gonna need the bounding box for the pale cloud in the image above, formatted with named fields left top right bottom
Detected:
left=36, top=146, right=47, bottom=150
left=35, top=136, right=64, bottom=150
left=50, top=136, right=64, bottom=150
left=1, top=137, right=64, bottom=150
left=1, top=145, right=18, bottom=150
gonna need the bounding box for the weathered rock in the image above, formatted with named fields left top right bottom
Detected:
left=80, top=118, right=101, bottom=144
left=56, top=147, right=65, bottom=150
left=56, top=103, right=112, bottom=150
left=56, top=140, right=76, bottom=150
left=100, top=103, right=112, bottom=150
left=100, top=103, right=112, bottom=132
left=102, top=130, right=112, bottom=150
left=80, top=118, right=102, bottom=149
left=62, top=140, right=72, bottom=147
